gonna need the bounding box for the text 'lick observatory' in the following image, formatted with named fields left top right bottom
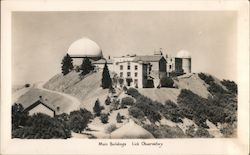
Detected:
left=67, top=37, right=192, bottom=88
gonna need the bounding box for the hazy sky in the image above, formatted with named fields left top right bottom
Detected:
left=12, top=11, right=237, bottom=85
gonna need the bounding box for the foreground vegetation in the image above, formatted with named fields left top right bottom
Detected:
left=126, top=73, right=237, bottom=138
left=12, top=103, right=93, bottom=139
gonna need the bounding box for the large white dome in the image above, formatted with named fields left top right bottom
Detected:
left=176, top=50, right=191, bottom=58
left=67, top=37, right=103, bottom=58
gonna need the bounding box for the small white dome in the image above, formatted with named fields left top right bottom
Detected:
left=176, top=50, right=191, bottom=58
left=67, top=37, right=102, bottom=57
left=110, top=119, right=154, bottom=139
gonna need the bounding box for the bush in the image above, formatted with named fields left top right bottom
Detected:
left=12, top=103, right=29, bottom=130
left=116, top=113, right=123, bottom=123
left=93, top=99, right=103, bottom=116
left=69, top=109, right=92, bottom=133
left=162, top=100, right=183, bottom=123
left=24, top=84, right=30, bottom=88
left=195, top=127, right=213, bottom=138
left=134, top=96, right=161, bottom=123
left=144, top=124, right=186, bottom=138
left=198, top=73, right=214, bottom=85
left=100, top=113, right=109, bottom=124
left=208, top=82, right=227, bottom=95
left=128, top=106, right=145, bottom=120
left=106, top=124, right=117, bottom=134
left=110, top=99, right=119, bottom=111
left=127, top=88, right=140, bottom=98
left=105, top=96, right=111, bottom=105
left=160, top=75, right=174, bottom=88
left=221, top=79, right=237, bottom=94
left=12, top=113, right=71, bottom=139
left=121, top=97, right=134, bottom=108
left=220, top=123, right=237, bottom=138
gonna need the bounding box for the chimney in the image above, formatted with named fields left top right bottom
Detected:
left=56, top=106, right=60, bottom=112
left=39, top=96, right=43, bottom=101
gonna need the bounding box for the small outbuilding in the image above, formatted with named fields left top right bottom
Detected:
left=24, top=99, right=56, bottom=117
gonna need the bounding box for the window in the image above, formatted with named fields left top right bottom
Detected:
left=169, top=65, right=172, bottom=69
left=135, top=65, right=138, bottom=70
left=134, top=79, right=138, bottom=83
left=120, top=65, right=123, bottom=70
left=120, top=72, right=123, bottom=77
left=127, top=62, right=130, bottom=70
left=127, top=72, right=131, bottom=77
left=135, top=72, right=138, bottom=77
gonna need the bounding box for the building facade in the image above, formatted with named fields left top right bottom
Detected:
left=66, top=38, right=192, bottom=89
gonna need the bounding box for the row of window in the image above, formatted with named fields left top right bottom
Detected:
left=120, top=65, right=138, bottom=70
left=120, top=72, right=138, bottom=77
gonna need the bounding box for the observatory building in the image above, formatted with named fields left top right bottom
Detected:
left=66, top=37, right=192, bottom=88
left=67, top=37, right=103, bottom=65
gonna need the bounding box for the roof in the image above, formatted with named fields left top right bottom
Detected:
left=92, top=58, right=113, bottom=64
left=24, top=100, right=56, bottom=113
left=67, top=37, right=103, bottom=58
left=176, top=50, right=191, bottom=58
left=133, top=55, right=164, bottom=62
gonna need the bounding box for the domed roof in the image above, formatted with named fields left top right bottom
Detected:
left=176, top=50, right=191, bottom=58
left=67, top=37, right=103, bottom=57
left=110, top=119, right=154, bottom=139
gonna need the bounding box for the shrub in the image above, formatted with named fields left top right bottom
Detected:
left=12, top=113, right=71, bottom=139
left=128, top=106, right=145, bottom=120
left=160, top=75, right=174, bottom=88
left=185, top=125, right=196, bottom=138
left=127, top=88, right=140, bottom=98
left=69, top=109, right=92, bottom=133
left=195, top=127, right=213, bottom=138
left=121, top=97, right=134, bottom=108
left=24, top=84, right=30, bottom=88
left=105, top=96, right=111, bottom=105
left=110, top=99, right=119, bottom=111
left=220, top=123, right=237, bottom=138
left=116, top=112, right=123, bottom=123
left=162, top=100, right=183, bottom=123
left=208, top=82, right=227, bottom=95
left=100, top=113, right=109, bottom=124
left=144, top=124, right=186, bottom=138
left=106, top=124, right=117, bottom=134
left=221, top=79, right=237, bottom=94
left=134, top=96, right=161, bottom=123
left=198, top=73, right=214, bottom=85
left=93, top=99, right=103, bottom=116
left=12, top=103, right=29, bottom=130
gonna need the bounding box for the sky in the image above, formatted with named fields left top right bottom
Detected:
left=12, top=11, right=237, bottom=85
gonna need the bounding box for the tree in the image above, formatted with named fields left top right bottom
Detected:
left=80, top=58, right=94, bottom=77
left=12, top=103, right=28, bottom=130
left=61, top=54, right=74, bottom=75
left=69, top=109, right=92, bottom=133
left=160, top=74, right=174, bottom=88
left=93, top=99, right=102, bottom=116
left=116, top=112, right=122, bottom=123
left=12, top=113, right=71, bottom=139
left=101, top=62, right=112, bottom=89
left=105, top=96, right=111, bottom=105
left=100, top=113, right=109, bottom=124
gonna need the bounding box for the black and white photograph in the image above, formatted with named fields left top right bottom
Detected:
left=1, top=1, right=249, bottom=155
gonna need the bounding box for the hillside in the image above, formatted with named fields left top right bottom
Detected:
left=13, top=71, right=237, bottom=139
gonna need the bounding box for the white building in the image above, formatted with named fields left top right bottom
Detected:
left=66, top=38, right=192, bottom=88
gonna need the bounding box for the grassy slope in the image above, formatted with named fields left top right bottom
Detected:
left=15, top=88, right=72, bottom=114
left=44, top=71, right=109, bottom=112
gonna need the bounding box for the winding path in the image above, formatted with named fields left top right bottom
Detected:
left=36, top=82, right=82, bottom=113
